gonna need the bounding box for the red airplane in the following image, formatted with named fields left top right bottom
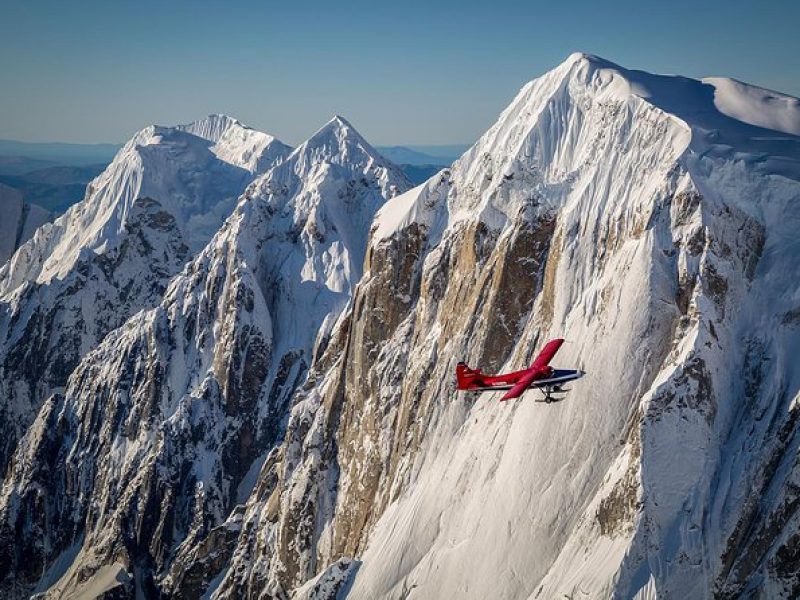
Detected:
left=456, top=338, right=584, bottom=402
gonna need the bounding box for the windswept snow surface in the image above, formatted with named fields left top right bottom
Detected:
left=704, top=77, right=800, bottom=136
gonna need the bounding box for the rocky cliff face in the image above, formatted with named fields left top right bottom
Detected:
left=0, top=116, right=409, bottom=599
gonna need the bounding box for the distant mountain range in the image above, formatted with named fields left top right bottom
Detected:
left=0, top=139, right=121, bottom=166
left=0, top=140, right=465, bottom=211
left=0, top=164, right=106, bottom=212
left=0, top=138, right=467, bottom=169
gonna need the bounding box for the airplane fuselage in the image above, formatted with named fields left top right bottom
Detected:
left=458, top=366, right=582, bottom=392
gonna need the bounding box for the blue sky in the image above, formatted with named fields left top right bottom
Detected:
left=1, top=0, right=798, bottom=145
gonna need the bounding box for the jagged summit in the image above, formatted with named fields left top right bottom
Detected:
left=515, top=53, right=800, bottom=168
left=243, top=116, right=410, bottom=293
left=564, top=50, right=617, bottom=67
left=0, top=116, right=291, bottom=476
left=176, top=114, right=293, bottom=174
left=0, top=106, right=411, bottom=599
left=375, top=53, right=800, bottom=245
left=298, top=115, right=357, bottom=151
left=322, top=114, right=355, bottom=130
left=238, top=56, right=800, bottom=600
left=290, top=115, right=386, bottom=171
left=176, top=113, right=248, bottom=142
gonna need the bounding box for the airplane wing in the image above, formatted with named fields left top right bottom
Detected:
left=500, top=369, right=539, bottom=401
left=500, top=340, right=567, bottom=401
left=529, top=338, right=565, bottom=370
left=466, top=384, right=514, bottom=392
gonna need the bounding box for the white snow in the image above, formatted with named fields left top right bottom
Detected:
left=372, top=179, right=443, bottom=242
left=46, top=562, right=131, bottom=600
left=177, top=114, right=293, bottom=173
left=0, top=115, right=410, bottom=600
left=3, top=52, right=799, bottom=600
left=703, top=77, right=800, bottom=136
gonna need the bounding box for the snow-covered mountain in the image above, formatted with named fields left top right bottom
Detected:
left=0, top=116, right=409, bottom=599
left=0, top=115, right=290, bottom=293
left=2, top=53, right=799, bottom=600
left=0, top=116, right=291, bottom=474
left=209, top=53, right=798, bottom=599
left=0, top=183, right=52, bottom=264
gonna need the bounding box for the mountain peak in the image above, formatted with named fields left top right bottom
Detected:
left=173, top=115, right=292, bottom=174
left=497, top=52, right=800, bottom=179
left=293, top=115, right=381, bottom=167
left=176, top=114, right=246, bottom=143
left=554, top=52, right=800, bottom=136
left=329, top=114, right=353, bottom=127
left=309, top=115, right=360, bottom=143
left=564, top=51, right=612, bottom=67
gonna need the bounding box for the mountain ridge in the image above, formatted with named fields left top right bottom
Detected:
left=0, top=116, right=293, bottom=480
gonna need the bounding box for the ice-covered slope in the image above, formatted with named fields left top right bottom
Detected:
left=211, top=53, right=800, bottom=599
left=0, top=117, right=409, bottom=599
left=0, top=116, right=291, bottom=475
left=0, top=183, right=52, bottom=264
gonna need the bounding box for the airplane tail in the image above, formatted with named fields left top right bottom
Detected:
left=456, top=362, right=479, bottom=389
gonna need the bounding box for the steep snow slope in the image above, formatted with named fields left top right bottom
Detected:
left=0, top=183, right=52, bottom=264
left=177, top=113, right=293, bottom=174
left=0, top=117, right=409, bottom=599
left=0, top=116, right=291, bottom=475
left=212, top=53, right=800, bottom=599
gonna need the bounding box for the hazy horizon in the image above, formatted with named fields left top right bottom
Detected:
left=2, top=0, right=798, bottom=146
